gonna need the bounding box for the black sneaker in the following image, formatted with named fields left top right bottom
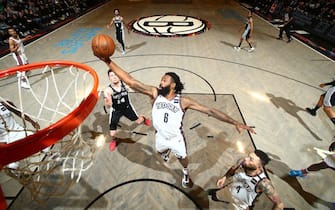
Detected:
left=287, top=38, right=292, bottom=43
left=276, top=37, right=282, bottom=40
left=207, top=189, right=228, bottom=203
left=207, top=189, right=219, bottom=200
left=306, top=108, right=316, bottom=116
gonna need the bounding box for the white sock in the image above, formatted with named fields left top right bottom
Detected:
left=182, top=168, right=189, bottom=175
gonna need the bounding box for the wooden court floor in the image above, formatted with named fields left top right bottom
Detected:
left=0, top=0, right=334, bottom=209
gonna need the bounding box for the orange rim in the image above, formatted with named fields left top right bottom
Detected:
left=0, top=61, right=99, bottom=168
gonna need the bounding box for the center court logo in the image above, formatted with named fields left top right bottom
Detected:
left=129, top=15, right=211, bottom=37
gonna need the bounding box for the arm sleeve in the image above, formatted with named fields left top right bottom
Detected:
left=324, top=80, right=335, bottom=86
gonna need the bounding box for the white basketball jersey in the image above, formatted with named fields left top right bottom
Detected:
left=0, top=103, right=23, bottom=143
left=9, top=37, right=24, bottom=54
left=9, top=36, right=28, bottom=65
left=229, top=169, right=267, bottom=208
left=152, top=94, right=184, bottom=139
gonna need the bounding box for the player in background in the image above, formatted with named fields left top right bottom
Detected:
left=104, top=69, right=150, bottom=151
left=107, top=9, right=127, bottom=55
left=8, top=27, right=32, bottom=89
left=234, top=10, right=255, bottom=53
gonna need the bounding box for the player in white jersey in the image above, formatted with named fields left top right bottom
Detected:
left=234, top=10, right=254, bottom=53
left=152, top=93, right=187, bottom=159
left=0, top=100, right=40, bottom=169
left=209, top=150, right=284, bottom=210
left=8, top=27, right=32, bottom=89
left=107, top=9, right=127, bottom=55
left=95, top=55, right=256, bottom=188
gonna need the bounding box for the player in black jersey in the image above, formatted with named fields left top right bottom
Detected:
left=277, top=7, right=294, bottom=43
left=107, top=9, right=127, bottom=55
left=104, top=69, right=150, bottom=151
left=305, top=76, right=335, bottom=125
left=234, top=10, right=254, bottom=53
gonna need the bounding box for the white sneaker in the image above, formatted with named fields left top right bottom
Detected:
left=233, top=46, right=241, bottom=51
left=41, top=147, right=51, bottom=153
left=19, top=74, right=31, bottom=89
left=182, top=168, right=190, bottom=188
left=20, top=79, right=31, bottom=89
left=122, top=50, right=126, bottom=55
left=8, top=162, right=19, bottom=169
left=248, top=47, right=255, bottom=53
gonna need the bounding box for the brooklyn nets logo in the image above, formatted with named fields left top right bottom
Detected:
left=129, top=15, right=211, bottom=37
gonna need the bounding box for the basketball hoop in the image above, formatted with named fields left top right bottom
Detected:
left=0, top=61, right=99, bottom=206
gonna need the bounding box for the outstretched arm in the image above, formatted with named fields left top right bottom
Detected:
left=182, top=96, right=256, bottom=134
left=257, top=179, right=284, bottom=210
left=21, top=35, right=32, bottom=42
left=100, top=58, right=157, bottom=100
left=320, top=80, right=335, bottom=87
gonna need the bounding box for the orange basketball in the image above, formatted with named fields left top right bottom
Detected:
left=91, top=34, right=115, bottom=58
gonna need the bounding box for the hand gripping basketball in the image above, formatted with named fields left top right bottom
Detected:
left=91, top=34, right=115, bottom=61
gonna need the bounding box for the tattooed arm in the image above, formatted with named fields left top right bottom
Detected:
left=257, top=178, right=284, bottom=210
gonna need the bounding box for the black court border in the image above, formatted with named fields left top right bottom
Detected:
left=84, top=178, right=203, bottom=210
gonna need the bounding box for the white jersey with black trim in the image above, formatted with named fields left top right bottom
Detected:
left=0, top=103, right=22, bottom=143
left=229, top=169, right=267, bottom=208
left=9, top=36, right=28, bottom=65
left=152, top=94, right=184, bottom=139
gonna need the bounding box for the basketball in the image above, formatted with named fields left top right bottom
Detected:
left=91, top=34, right=115, bottom=59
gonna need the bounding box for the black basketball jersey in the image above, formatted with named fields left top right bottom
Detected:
left=110, top=81, right=130, bottom=110
left=244, top=16, right=252, bottom=30
left=113, top=16, right=124, bottom=32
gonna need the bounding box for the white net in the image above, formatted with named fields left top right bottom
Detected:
left=0, top=61, right=98, bottom=203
